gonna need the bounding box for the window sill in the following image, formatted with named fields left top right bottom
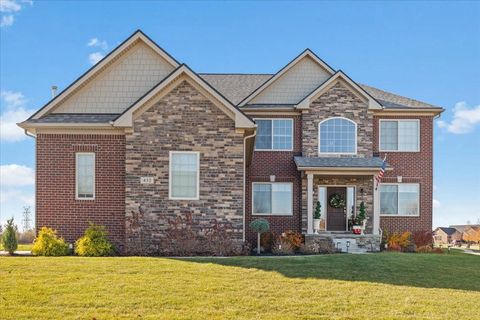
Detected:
left=380, top=214, right=420, bottom=217
left=252, top=213, right=293, bottom=217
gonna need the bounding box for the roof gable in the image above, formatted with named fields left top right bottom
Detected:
left=114, top=65, right=255, bottom=129
left=297, top=71, right=383, bottom=110
left=31, top=30, right=179, bottom=119
left=239, top=49, right=335, bottom=106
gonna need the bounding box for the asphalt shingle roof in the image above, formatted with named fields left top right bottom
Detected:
left=28, top=113, right=120, bottom=123
left=294, top=156, right=388, bottom=168
left=438, top=227, right=459, bottom=236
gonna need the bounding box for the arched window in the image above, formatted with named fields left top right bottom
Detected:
left=318, top=117, right=357, bottom=154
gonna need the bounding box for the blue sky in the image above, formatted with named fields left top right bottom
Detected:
left=1, top=1, right=479, bottom=229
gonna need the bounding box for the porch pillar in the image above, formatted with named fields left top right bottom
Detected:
left=373, top=178, right=380, bottom=235
left=307, top=173, right=314, bottom=234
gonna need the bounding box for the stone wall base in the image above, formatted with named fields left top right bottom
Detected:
left=305, top=233, right=381, bottom=253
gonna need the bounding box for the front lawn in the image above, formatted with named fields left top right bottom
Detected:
left=0, top=252, right=478, bottom=319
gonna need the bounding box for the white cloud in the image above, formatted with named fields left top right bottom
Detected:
left=0, top=164, right=35, bottom=186
left=0, top=188, right=34, bottom=206
left=0, top=14, right=13, bottom=26
left=433, top=199, right=440, bottom=210
left=88, top=52, right=104, bottom=65
left=0, top=90, right=34, bottom=142
left=0, top=0, right=21, bottom=13
left=437, top=102, right=480, bottom=134
left=87, top=37, right=108, bottom=50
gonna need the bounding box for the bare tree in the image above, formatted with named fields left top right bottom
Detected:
left=22, top=206, right=32, bottom=232
left=466, top=220, right=471, bottom=225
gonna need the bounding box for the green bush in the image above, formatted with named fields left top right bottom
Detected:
left=32, top=227, right=69, bottom=256
left=2, top=218, right=18, bottom=255
left=75, top=223, right=114, bottom=257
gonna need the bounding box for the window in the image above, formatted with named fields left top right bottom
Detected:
left=319, top=117, right=357, bottom=154
left=255, top=119, right=293, bottom=150
left=380, top=183, right=419, bottom=216
left=252, top=183, right=292, bottom=215
left=76, top=153, right=95, bottom=199
left=169, top=152, right=199, bottom=200
left=380, top=120, right=419, bottom=152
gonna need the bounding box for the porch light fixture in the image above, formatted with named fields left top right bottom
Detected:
left=397, top=176, right=403, bottom=183
left=270, top=175, right=275, bottom=182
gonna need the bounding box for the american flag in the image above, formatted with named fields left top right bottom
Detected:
left=375, top=155, right=387, bottom=190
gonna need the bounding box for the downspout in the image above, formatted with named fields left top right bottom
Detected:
left=243, top=130, right=256, bottom=242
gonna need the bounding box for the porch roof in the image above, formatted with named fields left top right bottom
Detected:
left=294, top=156, right=391, bottom=173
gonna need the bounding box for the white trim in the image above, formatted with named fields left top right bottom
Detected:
left=251, top=182, right=293, bottom=216
left=75, top=152, right=95, bottom=200
left=318, top=117, right=357, bottom=155
left=33, top=30, right=179, bottom=119
left=239, top=49, right=335, bottom=106
left=379, top=182, right=420, bottom=217
left=168, top=151, right=200, bottom=200
left=253, top=118, right=294, bottom=151
left=379, top=119, right=420, bottom=152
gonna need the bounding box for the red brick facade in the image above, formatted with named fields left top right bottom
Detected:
left=36, top=134, right=126, bottom=250
left=373, top=115, right=434, bottom=233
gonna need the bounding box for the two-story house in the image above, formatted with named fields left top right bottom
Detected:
left=19, top=30, right=443, bottom=254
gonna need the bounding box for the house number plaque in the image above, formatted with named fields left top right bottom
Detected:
left=140, top=177, right=155, bottom=184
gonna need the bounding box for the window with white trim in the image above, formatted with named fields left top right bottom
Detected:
left=76, top=153, right=95, bottom=199
left=255, top=119, right=293, bottom=150
left=252, top=182, right=292, bottom=215
left=380, top=183, right=419, bottom=216
left=169, top=152, right=200, bottom=200
left=380, top=120, right=419, bottom=152
left=319, top=117, right=357, bottom=154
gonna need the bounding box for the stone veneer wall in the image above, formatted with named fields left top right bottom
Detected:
left=301, top=176, right=374, bottom=234
left=125, top=80, right=245, bottom=255
left=302, top=81, right=373, bottom=158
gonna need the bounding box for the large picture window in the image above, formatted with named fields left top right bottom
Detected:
left=76, top=153, right=95, bottom=200
left=319, top=117, right=357, bottom=154
left=380, top=183, right=419, bottom=216
left=255, top=119, right=293, bottom=151
left=252, top=182, right=293, bottom=215
left=169, top=151, right=200, bottom=200
left=380, top=120, right=419, bottom=152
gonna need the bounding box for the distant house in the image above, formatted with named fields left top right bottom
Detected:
left=462, top=226, right=480, bottom=244
left=433, top=227, right=462, bottom=245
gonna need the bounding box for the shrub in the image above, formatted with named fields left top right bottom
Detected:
left=387, top=231, right=413, bottom=252
left=164, top=213, right=198, bottom=256
left=75, top=223, right=114, bottom=257
left=250, top=218, right=270, bottom=254
left=279, top=230, right=303, bottom=250
left=416, top=245, right=433, bottom=253
left=32, top=227, right=69, bottom=256
left=260, top=231, right=275, bottom=252
left=272, top=236, right=294, bottom=255
left=2, top=218, right=18, bottom=255
left=412, top=230, right=433, bottom=247
left=204, top=220, right=241, bottom=256
left=432, top=247, right=444, bottom=254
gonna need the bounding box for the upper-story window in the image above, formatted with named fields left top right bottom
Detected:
left=318, top=117, right=357, bottom=154
left=380, top=120, right=419, bottom=152
left=255, top=119, right=293, bottom=151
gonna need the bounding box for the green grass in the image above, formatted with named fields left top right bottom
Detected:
left=0, top=253, right=478, bottom=319
left=0, top=243, right=32, bottom=251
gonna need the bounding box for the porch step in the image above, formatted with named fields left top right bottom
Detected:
left=305, top=233, right=381, bottom=253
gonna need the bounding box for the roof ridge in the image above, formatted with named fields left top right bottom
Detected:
left=199, top=73, right=274, bottom=76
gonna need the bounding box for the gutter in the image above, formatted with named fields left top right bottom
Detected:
left=242, top=130, right=256, bottom=242
left=24, top=129, right=36, bottom=139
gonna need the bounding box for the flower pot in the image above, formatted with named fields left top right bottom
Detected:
left=352, top=225, right=362, bottom=235
left=313, top=219, right=321, bottom=233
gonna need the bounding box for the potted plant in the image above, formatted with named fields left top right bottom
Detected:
left=352, top=201, right=367, bottom=234
left=313, top=201, right=322, bottom=233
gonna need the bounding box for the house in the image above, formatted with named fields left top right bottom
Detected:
left=433, top=227, right=462, bottom=245
left=461, top=226, right=480, bottom=244
left=18, top=30, right=444, bottom=254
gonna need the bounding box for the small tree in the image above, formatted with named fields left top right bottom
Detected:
left=314, top=201, right=322, bottom=220
left=356, top=201, right=367, bottom=225
left=250, top=218, right=270, bottom=254
left=2, top=218, right=18, bottom=255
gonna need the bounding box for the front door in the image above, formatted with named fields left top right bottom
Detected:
left=327, top=187, right=347, bottom=231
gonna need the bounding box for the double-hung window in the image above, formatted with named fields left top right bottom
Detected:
left=380, top=183, right=419, bottom=216
left=380, top=120, right=419, bottom=152
left=252, top=182, right=293, bottom=215
left=76, top=153, right=95, bottom=200
left=169, top=151, right=200, bottom=200
left=255, top=119, right=293, bottom=151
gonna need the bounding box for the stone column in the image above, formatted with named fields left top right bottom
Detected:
left=307, top=173, right=314, bottom=234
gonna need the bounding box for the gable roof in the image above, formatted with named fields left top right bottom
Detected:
left=29, top=30, right=180, bottom=120
left=296, top=70, right=383, bottom=110
left=114, top=64, right=255, bottom=129
left=449, top=225, right=480, bottom=233
left=437, top=227, right=459, bottom=236
left=238, top=49, right=335, bottom=106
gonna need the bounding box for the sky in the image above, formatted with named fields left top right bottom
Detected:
left=0, top=1, right=479, bottom=229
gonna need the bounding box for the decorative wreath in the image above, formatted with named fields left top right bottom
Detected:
left=329, top=193, right=346, bottom=208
